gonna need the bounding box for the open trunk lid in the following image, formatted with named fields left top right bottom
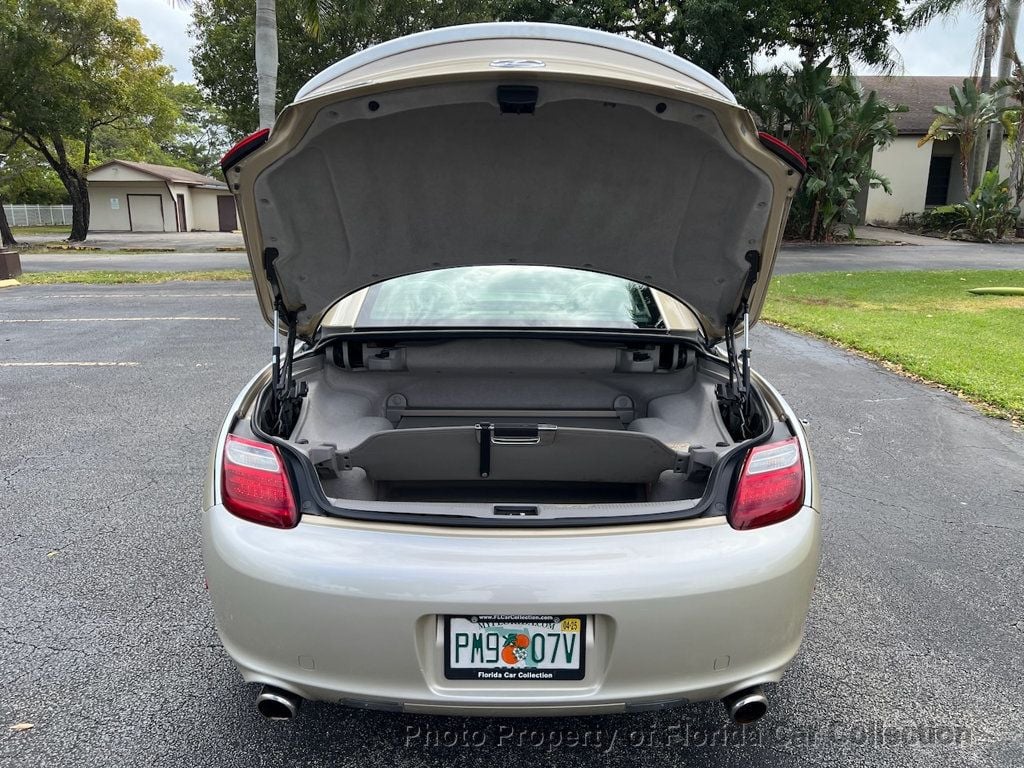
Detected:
left=224, top=23, right=804, bottom=342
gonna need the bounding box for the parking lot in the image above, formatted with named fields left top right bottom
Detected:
left=1, top=281, right=1022, bottom=767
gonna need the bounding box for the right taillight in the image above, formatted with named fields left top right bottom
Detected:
left=222, top=434, right=298, bottom=529
left=729, top=437, right=804, bottom=530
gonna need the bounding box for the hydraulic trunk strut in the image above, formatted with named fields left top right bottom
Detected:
left=720, top=250, right=761, bottom=438
left=264, top=248, right=307, bottom=436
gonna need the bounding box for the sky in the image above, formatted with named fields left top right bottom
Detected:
left=116, top=1, right=998, bottom=85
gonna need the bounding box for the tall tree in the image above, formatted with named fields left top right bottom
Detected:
left=499, top=0, right=906, bottom=83
left=194, top=0, right=907, bottom=128
left=995, top=49, right=1024, bottom=205
left=755, top=0, right=907, bottom=72
left=192, top=0, right=494, bottom=134
left=159, top=84, right=237, bottom=175
left=497, top=0, right=783, bottom=82
left=0, top=0, right=179, bottom=241
left=918, top=79, right=1000, bottom=197
left=193, top=0, right=353, bottom=134
left=987, top=0, right=1022, bottom=170
left=0, top=138, right=18, bottom=247
left=0, top=141, right=68, bottom=205
left=256, top=0, right=279, bottom=129
left=909, top=0, right=1005, bottom=188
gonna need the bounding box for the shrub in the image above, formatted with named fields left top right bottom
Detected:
left=897, top=211, right=924, bottom=230
left=737, top=61, right=903, bottom=241
left=946, top=170, right=1021, bottom=242
left=921, top=206, right=964, bottom=234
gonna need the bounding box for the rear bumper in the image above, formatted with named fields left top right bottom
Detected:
left=202, top=505, right=821, bottom=716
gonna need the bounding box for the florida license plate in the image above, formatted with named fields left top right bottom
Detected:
left=444, top=614, right=587, bottom=681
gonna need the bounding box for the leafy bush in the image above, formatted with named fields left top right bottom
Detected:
left=921, top=206, right=964, bottom=233
left=737, top=61, right=904, bottom=241
left=939, top=170, right=1021, bottom=242
left=897, top=211, right=924, bottom=230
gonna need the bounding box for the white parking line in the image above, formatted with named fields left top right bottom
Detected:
left=0, top=316, right=240, bottom=323
left=0, top=362, right=140, bottom=367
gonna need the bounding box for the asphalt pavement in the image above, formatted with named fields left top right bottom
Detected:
left=0, top=282, right=1022, bottom=767
left=18, top=250, right=250, bottom=273
left=775, top=240, right=1024, bottom=274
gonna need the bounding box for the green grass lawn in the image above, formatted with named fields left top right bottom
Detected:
left=10, top=226, right=72, bottom=236
left=763, top=270, right=1024, bottom=421
left=18, top=269, right=251, bottom=285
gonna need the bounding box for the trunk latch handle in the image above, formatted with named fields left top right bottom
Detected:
left=475, top=424, right=557, bottom=477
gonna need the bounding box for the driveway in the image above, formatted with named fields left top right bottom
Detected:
left=1, top=282, right=1021, bottom=767
left=776, top=240, right=1024, bottom=274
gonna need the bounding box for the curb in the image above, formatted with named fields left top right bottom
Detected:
left=781, top=239, right=910, bottom=249
left=0, top=278, right=21, bottom=289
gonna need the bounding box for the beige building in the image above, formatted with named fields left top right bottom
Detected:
left=87, top=160, right=238, bottom=233
left=859, top=76, right=1011, bottom=225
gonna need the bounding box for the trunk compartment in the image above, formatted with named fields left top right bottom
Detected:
left=267, top=337, right=759, bottom=510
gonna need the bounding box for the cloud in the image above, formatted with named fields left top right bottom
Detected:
left=884, top=7, right=979, bottom=75
left=117, top=0, right=196, bottom=83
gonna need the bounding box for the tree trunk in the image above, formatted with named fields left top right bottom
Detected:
left=22, top=134, right=90, bottom=240
left=971, top=0, right=1001, bottom=188
left=0, top=197, right=16, bottom=247
left=960, top=143, right=972, bottom=199
left=987, top=0, right=1022, bottom=172
left=255, top=0, right=279, bottom=131
left=808, top=193, right=821, bottom=241
left=66, top=174, right=90, bottom=241
left=52, top=165, right=90, bottom=241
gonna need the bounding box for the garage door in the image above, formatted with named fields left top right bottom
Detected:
left=128, top=195, right=165, bottom=232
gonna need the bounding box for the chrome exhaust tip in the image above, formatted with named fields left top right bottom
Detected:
left=256, top=685, right=302, bottom=720
left=722, top=685, right=768, bottom=725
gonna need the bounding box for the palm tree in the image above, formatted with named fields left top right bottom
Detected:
left=994, top=49, right=1024, bottom=203
left=909, top=0, right=1004, bottom=188
left=918, top=79, right=1001, bottom=197
left=987, top=0, right=1022, bottom=170
left=255, top=0, right=279, bottom=130
left=255, top=1, right=333, bottom=129
left=168, top=1, right=323, bottom=131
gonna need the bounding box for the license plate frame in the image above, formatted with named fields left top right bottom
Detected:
left=443, top=614, right=587, bottom=681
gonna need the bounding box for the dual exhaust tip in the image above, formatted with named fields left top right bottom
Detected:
left=722, top=685, right=768, bottom=725
left=256, top=685, right=302, bottom=720
left=255, top=683, right=768, bottom=725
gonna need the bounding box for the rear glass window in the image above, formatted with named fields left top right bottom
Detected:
left=354, top=266, right=663, bottom=330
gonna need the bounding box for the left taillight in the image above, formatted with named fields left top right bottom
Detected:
left=729, top=437, right=804, bottom=530
left=221, top=434, right=298, bottom=529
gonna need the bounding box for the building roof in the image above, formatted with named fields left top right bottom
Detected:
left=88, top=159, right=227, bottom=188
left=858, top=76, right=969, bottom=135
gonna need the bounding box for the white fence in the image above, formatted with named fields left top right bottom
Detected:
left=3, top=204, right=73, bottom=227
